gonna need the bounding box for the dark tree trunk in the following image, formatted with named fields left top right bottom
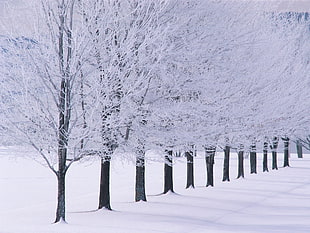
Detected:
left=272, top=151, right=278, bottom=170
left=55, top=171, right=66, bottom=223
left=296, top=140, right=303, bottom=158
left=55, top=118, right=68, bottom=223
left=237, top=145, right=244, bottom=179
left=164, top=150, right=174, bottom=194
left=135, top=152, right=147, bottom=202
left=222, top=146, right=230, bottom=182
left=271, top=137, right=279, bottom=170
left=250, top=143, right=257, bottom=174
left=205, top=146, right=216, bottom=186
left=55, top=76, right=70, bottom=223
left=263, top=141, right=269, bottom=172
left=54, top=113, right=69, bottom=223
left=282, top=137, right=290, bottom=167
left=185, top=151, right=194, bottom=189
left=98, top=156, right=112, bottom=210
left=53, top=3, right=74, bottom=223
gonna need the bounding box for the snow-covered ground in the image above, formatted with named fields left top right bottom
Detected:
left=0, top=147, right=309, bottom=233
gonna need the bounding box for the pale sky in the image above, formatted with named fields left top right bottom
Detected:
left=0, top=0, right=37, bottom=36
left=276, top=0, right=310, bottom=11
left=0, top=0, right=309, bottom=36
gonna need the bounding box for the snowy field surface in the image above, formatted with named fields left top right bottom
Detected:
left=0, top=147, right=309, bottom=233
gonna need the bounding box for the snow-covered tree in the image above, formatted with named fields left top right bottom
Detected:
left=1, top=0, right=309, bottom=219
left=0, top=0, right=99, bottom=223
left=78, top=0, right=185, bottom=204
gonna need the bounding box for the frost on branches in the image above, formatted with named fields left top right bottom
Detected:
left=0, top=0, right=309, bottom=223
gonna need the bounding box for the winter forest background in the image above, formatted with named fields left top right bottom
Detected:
left=0, top=0, right=310, bottom=232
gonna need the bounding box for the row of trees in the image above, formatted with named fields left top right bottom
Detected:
left=165, top=137, right=304, bottom=194
left=0, top=0, right=309, bottom=223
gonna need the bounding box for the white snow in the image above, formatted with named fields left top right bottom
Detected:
left=0, top=147, right=309, bottom=233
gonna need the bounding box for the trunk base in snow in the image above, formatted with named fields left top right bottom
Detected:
left=163, top=151, right=174, bottom=194
left=135, top=155, right=147, bottom=202
left=236, top=150, right=245, bottom=179
left=205, top=146, right=216, bottom=186
left=185, top=151, right=195, bottom=189
left=282, top=137, right=290, bottom=167
left=222, top=146, right=230, bottom=182
left=98, top=157, right=112, bottom=210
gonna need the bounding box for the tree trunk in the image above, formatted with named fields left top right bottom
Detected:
left=163, top=150, right=174, bottom=194
left=55, top=75, right=70, bottom=223
left=296, top=140, right=303, bottom=158
left=185, top=151, right=194, bottom=189
left=98, top=156, right=112, bottom=210
left=222, top=146, right=230, bottom=182
left=271, top=137, right=279, bottom=170
left=135, top=152, right=147, bottom=202
left=250, top=143, right=257, bottom=174
left=263, top=141, right=269, bottom=172
left=205, top=146, right=216, bottom=186
left=55, top=171, right=66, bottom=223
left=282, top=137, right=290, bottom=167
left=237, top=145, right=244, bottom=179
left=272, top=151, right=278, bottom=170
left=55, top=119, right=68, bottom=223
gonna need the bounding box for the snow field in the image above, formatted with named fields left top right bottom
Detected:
left=0, top=147, right=310, bottom=233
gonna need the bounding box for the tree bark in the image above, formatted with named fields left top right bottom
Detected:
left=55, top=171, right=66, bottom=223
left=54, top=0, right=75, bottom=223
left=135, top=152, right=147, bottom=202
left=222, top=146, right=230, bottom=182
left=296, top=140, right=303, bottom=158
left=163, top=150, right=174, bottom=194
left=98, top=156, right=112, bottom=210
left=282, top=137, right=290, bottom=167
left=250, top=143, right=257, bottom=174
left=54, top=78, right=69, bottom=222
left=272, top=151, right=278, bottom=170
left=205, top=146, right=216, bottom=186
left=271, top=137, right=279, bottom=170
left=237, top=145, right=244, bottom=179
left=263, top=141, right=269, bottom=172
left=55, top=98, right=69, bottom=223
left=185, top=151, right=195, bottom=189
left=55, top=45, right=70, bottom=224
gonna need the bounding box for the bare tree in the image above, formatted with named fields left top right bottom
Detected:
left=0, top=0, right=97, bottom=223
